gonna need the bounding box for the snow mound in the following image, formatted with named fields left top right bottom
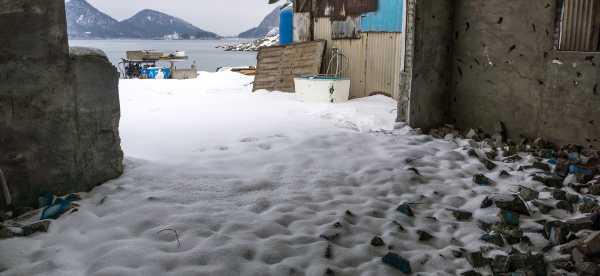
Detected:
left=0, top=72, right=552, bottom=275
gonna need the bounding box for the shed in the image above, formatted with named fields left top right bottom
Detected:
left=293, top=0, right=407, bottom=100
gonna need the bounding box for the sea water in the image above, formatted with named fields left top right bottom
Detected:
left=69, top=38, right=257, bottom=72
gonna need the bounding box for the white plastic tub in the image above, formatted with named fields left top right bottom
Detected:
left=294, top=76, right=351, bottom=103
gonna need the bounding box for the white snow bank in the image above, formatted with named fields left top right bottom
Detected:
left=118, top=71, right=397, bottom=161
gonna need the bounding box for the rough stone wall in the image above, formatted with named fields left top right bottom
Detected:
left=405, top=0, right=600, bottom=148
left=406, top=0, right=454, bottom=130
left=450, top=0, right=600, bottom=148
left=0, top=0, right=122, bottom=209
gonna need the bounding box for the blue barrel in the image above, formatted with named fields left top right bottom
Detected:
left=279, top=6, right=293, bottom=45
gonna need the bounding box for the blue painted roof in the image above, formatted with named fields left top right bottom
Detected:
left=360, top=0, right=404, bottom=32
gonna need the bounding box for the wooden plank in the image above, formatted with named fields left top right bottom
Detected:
left=253, top=40, right=326, bottom=92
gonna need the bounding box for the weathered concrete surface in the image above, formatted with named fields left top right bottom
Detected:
left=0, top=0, right=122, bottom=208
left=405, top=0, right=600, bottom=148
left=406, top=0, right=454, bottom=130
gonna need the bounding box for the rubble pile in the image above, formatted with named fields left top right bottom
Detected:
left=430, top=123, right=600, bottom=275
left=217, top=34, right=280, bottom=52
left=0, top=193, right=81, bottom=239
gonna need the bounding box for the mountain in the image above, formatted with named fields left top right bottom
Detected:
left=65, top=0, right=219, bottom=40
left=120, top=9, right=219, bottom=40
left=65, top=0, right=126, bottom=38
left=238, top=7, right=280, bottom=38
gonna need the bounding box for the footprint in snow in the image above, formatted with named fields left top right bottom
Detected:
left=258, top=144, right=272, bottom=150
left=240, top=137, right=259, bottom=143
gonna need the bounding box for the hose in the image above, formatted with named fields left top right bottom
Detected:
left=0, top=168, right=10, bottom=206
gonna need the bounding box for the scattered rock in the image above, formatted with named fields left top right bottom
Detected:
left=417, top=230, right=433, bottom=241
left=533, top=175, right=564, bottom=188
left=450, top=209, right=473, bottom=221
left=494, top=194, right=530, bottom=216
left=21, top=220, right=51, bottom=236
left=371, top=236, right=385, bottom=247
left=544, top=221, right=569, bottom=245
left=481, top=233, right=505, bottom=247
left=397, top=203, right=414, bottom=217
left=578, top=231, right=600, bottom=256
left=551, top=189, right=567, bottom=201
left=324, top=244, right=333, bottom=259
left=533, top=200, right=554, bottom=214
left=532, top=162, right=551, bottom=172
left=466, top=251, right=489, bottom=268
left=503, top=155, right=523, bottom=163
left=473, top=174, right=495, bottom=186
left=382, top=252, right=412, bottom=274
left=460, top=270, right=482, bottom=276
left=481, top=196, right=494, bottom=208
left=480, top=158, right=498, bottom=170
left=499, top=170, right=512, bottom=178
left=556, top=200, right=574, bottom=213
left=589, top=183, right=600, bottom=196
left=566, top=193, right=579, bottom=204
left=498, top=210, right=520, bottom=226
left=519, top=186, right=539, bottom=201
left=0, top=224, right=14, bottom=239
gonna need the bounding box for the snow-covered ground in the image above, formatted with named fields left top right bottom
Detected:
left=0, top=72, right=572, bottom=275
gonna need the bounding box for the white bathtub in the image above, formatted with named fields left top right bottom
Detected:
left=294, top=76, right=351, bottom=103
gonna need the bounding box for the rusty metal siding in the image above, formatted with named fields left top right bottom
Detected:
left=559, top=0, right=600, bottom=51
left=331, top=17, right=362, bottom=39
left=316, top=0, right=378, bottom=19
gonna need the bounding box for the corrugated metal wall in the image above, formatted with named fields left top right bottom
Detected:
left=559, top=0, right=600, bottom=51
left=313, top=17, right=404, bottom=99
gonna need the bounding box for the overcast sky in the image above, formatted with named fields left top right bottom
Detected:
left=86, top=0, right=278, bottom=36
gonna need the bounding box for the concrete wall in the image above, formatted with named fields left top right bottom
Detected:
left=450, top=0, right=600, bottom=148
left=406, top=0, right=454, bottom=129
left=0, top=0, right=122, bottom=209
left=405, top=0, right=600, bottom=148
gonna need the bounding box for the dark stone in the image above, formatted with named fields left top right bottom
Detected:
left=498, top=210, right=520, bottom=226
left=566, top=193, right=580, bottom=204
left=499, top=170, right=512, bottom=178
left=533, top=200, right=554, bottom=214
left=345, top=210, right=355, bottom=217
left=544, top=221, right=569, bottom=245
left=393, top=221, right=407, bottom=232
left=551, top=189, right=567, bottom=201
left=481, top=196, right=494, bottom=208
left=481, top=233, right=505, bottom=247
left=371, top=236, right=385, bottom=247
left=507, top=252, right=546, bottom=276
left=0, top=224, right=15, bottom=239
left=532, top=162, right=551, bottom=172
left=491, top=254, right=509, bottom=273
left=556, top=200, right=573, bottom=213
left=566, top=214, right=600, bottom=232
left=466, top=251, right=489, bottom=268
left=589, top=184, right=600, bottom=196
left=460, top=270, right=482, bottom=276
left=494, top=194, right=530, bottom=216
left=21, top=220, right=51, bottom=236
left=397, top=203, right=414, bottom=217
left=382, top=252, right=412, bottom=274
left=503, top=155, right=523, bottom=163
left=577, top=262, right=599, bottom=276
left=519, top=186, right=539, bottom=201
left=473, top=174, right=495, bottom=186
left=500, top=228, right=524, bottom=245
left=578, top=231, right=600, bottom=256
left=325, top=268, right=335, bottom=275
left=324, top=244, right=332, bottom=259
left=533, top=175, right=564, bottom=188
left=552, top=260, right=575, bottom=272
left=480, top=158, right=497, bottom=170
left=450, top=209, right=473, bottom=221
left=417, top=230, right=433, bottom=241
